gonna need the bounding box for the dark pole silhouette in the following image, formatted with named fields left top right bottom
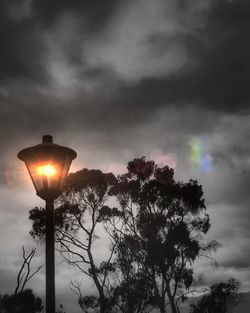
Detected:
left=46, top=199, right=55, bottom=313
left=18, top=135, right=77, bottom=313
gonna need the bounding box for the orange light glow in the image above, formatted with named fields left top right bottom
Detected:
left=37, top=164, right=57, bottom=177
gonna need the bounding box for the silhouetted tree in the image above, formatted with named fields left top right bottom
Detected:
left=15, top=246, right=43, bottom=295
left=29, top=169, right=117, bottom=313
left=100, top=157, right=218, bottom=313
left=0, top=247, right=43, bottom=313
left=29, top=159, right=218, bottom=313
left=190, top=278, right=240, bottom=313
left=70, top=280, right=99, bottom=313
left=96, top=214, right=155, bottom=313
left=0, top=289, right=43, bottom=313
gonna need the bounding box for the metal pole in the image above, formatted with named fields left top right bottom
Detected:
left=45, top=199, right=55, bottom=313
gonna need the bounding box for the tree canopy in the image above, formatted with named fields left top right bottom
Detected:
left=29, top=157, right=219, bottom=313
left=100, top=157, right=218, bottom=313
left=191, top=278, right=240, bottom=313
left=0, top=289, right=43, bottom=313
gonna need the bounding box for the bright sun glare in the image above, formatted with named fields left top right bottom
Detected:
left=37, top=164, right=56, bottom=177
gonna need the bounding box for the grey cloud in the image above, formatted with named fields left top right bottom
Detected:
left=114, top=0, right=250, bottom=113
left=220, top=258, right=250, bottom=270
left=32, top=0, right=124, bottom=30
left=1, top=0, right=250, bottom=114
left=0, top=0, right=123, bottom=84
left=0, top=1, right=46, bottom=82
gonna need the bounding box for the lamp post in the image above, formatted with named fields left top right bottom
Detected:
left=17, top=135, right=77, bottom=313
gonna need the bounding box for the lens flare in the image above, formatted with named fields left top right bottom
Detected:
left=189, top=137, right=213, bottom=172
left=150, top=149, right=177, bottom=169
left=190, top=138, right=201, bottom=166
left=201, top=155, right=212, bottom=172
left=37, top=164, right=56, bottom=177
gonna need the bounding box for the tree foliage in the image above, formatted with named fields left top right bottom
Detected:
left=101, top=157, right=218, bottom=313
left=30, top=169, right=117, bottom=313
left=0, top=247, right=43, bottom=313
left=0, top=289, right=43, bottom=313
left=29, top=158, right=218, bottom=313
left=191, top=278, right=240, bottom=313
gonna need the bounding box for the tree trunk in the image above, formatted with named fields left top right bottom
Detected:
left=166, top=284, right=178, bottom=313
left=160, top=277, right=165, bottom=313
left=88, top=245, right=106, bottom=313
left=151, top=267, right=164, bottom=313
left=160, top=304, right=165, bottom=313
left=99, top=297, right=107, bottom=313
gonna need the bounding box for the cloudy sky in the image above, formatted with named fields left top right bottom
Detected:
left=0, top=0, right=250, bottom=311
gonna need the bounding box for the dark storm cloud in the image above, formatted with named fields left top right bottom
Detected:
left=117, top=0, right=250, bottom=113
left=0, top=0, right=122, bottom=83
left=0, top=1, right=46, bottom=82
left=0, top=0, right=249, bottom=303
left=1, top=0, right=249, bottom=114
left=32, top=0, right=123, bottom=30
left=217, top=252, right=250, bottom=270
left=184, top=0, right=250, bottom=111
left=0, top=0, right=249, bottom=188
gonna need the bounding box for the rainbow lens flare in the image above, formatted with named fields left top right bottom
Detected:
left=189, top=138, right=212, bottom=172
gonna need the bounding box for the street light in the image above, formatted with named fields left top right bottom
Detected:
left=17, top=135, right=77, bottom=313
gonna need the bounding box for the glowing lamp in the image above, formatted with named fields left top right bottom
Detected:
left=17, top=135, right=77, bottom=200
left=18, top=135, right=77, bottom=313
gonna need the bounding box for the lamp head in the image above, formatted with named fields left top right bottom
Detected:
left=18, top=135, right=77, bottom=200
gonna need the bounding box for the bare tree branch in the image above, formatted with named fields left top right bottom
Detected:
left=15, top=246, right=43, bottom=295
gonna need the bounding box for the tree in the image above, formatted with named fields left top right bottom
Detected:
left=29, top=169, right=117, bottom=313
left=15, top=246, right=43, bottom=295
left=191, top=278, right=240, bottom=313
left=97, top=207, right=155, bottom=313
left=0, top=246, right=43, bottom=313
left=0, top=289, right=43, bottom=313
left=29, top=158, right=218, bottom=313
left=101, top=157, right=218, bottom=313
